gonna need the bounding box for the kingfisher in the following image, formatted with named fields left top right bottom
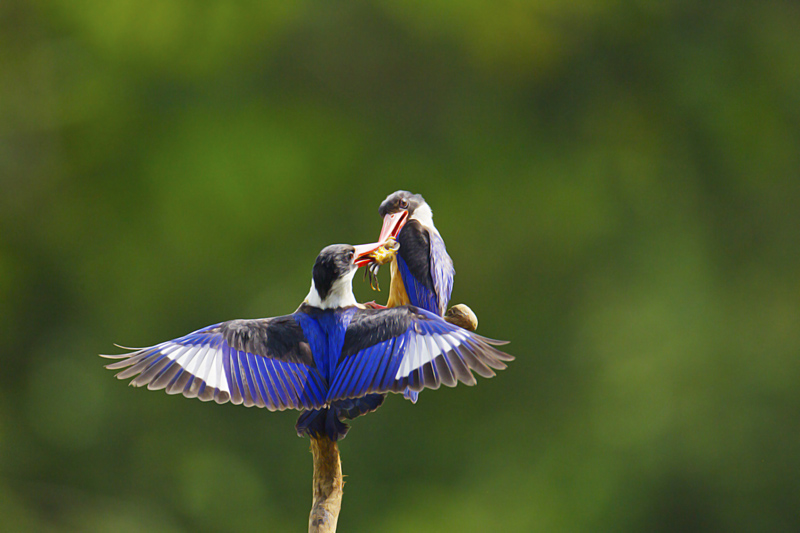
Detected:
left=103, top=243, right=512, bottom=441
left=376, top=191, right=455, bottom=317
left=370, top=190, right=479, bottom=403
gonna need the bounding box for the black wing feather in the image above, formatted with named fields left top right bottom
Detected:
left=397, top=220, right=436, bottom=293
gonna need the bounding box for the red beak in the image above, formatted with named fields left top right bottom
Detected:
left=378, top=211, right=408, bottom=243
left=353, top=241, right=386, bottom=267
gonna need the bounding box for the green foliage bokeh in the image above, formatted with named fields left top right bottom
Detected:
left=2, top=1, right=799, bottom=531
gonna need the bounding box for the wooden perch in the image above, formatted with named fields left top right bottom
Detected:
left=309, top=435, right=344, bottom=533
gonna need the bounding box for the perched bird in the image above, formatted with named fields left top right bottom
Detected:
left=103, top=243, right=512, bottom=441
left=377, top=191, right=455, bottom=317
left=373, top=190, right=470, bottom=404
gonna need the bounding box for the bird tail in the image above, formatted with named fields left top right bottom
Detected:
left=334, top=394, right=386, bottom=420
left=295, top=394, right=386, bottom=441
left=296, top=408, right=346, bottom=440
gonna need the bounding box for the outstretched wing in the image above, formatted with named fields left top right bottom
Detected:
left=102, top=315, right=327, bottom=411
left=326, top=307, right=512, bottom=402
left=396, top=220, right=453, bottom=316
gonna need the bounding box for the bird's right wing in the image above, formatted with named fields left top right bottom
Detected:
left=101, top=315, right=327, bottom=411
left=326, top=307, right=512, bottom=402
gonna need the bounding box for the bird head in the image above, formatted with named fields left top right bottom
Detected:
left=378, top=190, right=431, bottom=241
left=305, top=242, right=388, bottom=309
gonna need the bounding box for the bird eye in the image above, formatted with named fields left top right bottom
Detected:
left=347, top=250, right=354, bottom=262
left=399, top=198, right=409, bottom=209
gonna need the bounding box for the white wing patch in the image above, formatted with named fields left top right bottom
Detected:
left=394, top=331, right=469, bottom=379
left=160, top=341, right=230, bottom=393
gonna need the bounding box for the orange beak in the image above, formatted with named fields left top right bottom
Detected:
left=353, top=241, right=387, bottom=267
left=378, top=211, right=408, bottom=243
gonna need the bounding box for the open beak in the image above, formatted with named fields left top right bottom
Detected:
left=378, top=211, right=408, bottom=243
left=353, top=241, right=387, bottom=267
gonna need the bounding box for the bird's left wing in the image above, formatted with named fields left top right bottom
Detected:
left=326, top=307, right=512, bottom=402
left=429, top=231, right=454, bottom=316
left=102, top=315, right=327, bottom=411
left=396, top=221, right=454, bottom=315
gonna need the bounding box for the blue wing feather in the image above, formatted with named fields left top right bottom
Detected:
left=429, top=231, right=454, bottom=316
left=398, top=257, right=439, bottom=314
left=326, top=307, right=512, bottom=402
left=231, top=349, right=247, bottom=404
left=104, top=318, right=326, bottom=411
left=254, top=355, right=276, bottom=406
left=396, top=231, right=453, bottom=317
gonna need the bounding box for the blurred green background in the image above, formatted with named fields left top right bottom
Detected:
left=2, top=1, right=800, bottom=531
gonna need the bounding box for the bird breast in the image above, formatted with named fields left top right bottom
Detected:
left=386, top=258, right=411, bottom=308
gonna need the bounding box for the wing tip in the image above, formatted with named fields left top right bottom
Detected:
left=473, top=335, right=510, bottom=347
left=99, top=352, right=130, bottom=360
left=114, top=343, right=148, bottom=350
